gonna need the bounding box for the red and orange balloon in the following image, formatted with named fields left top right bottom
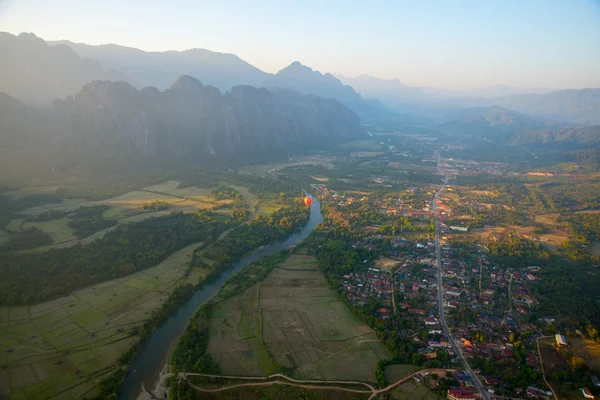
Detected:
left=304, top=196, right=312, bottom=207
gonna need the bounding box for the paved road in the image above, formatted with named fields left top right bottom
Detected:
left=433, top=151, right=489, bottom=400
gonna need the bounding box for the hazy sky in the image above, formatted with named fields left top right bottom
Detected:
left=2, top=0, right=600, bottom=89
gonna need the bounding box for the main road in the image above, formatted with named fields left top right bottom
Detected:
left=432, top=151, right=489, bottom=400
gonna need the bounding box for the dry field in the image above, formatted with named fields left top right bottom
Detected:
left=468, top=225, right=506, bottom=240
left=374, top=257, right=403, bottom=273
left=206, top=255, right=391, bottom=383
left=0, top=242, right=203, bottom=399
left=570, top=338, right=600, bottom=371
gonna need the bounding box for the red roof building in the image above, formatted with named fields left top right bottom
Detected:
left=447, top=387, right=481, bottom=400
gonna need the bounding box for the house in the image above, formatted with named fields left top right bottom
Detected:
left=484, top=376, right=501, bottom=386
left=447, top=387, right=481, bottom=400
left=555, top=334, right=568, bottom=347
left=527, top=386, right=550, bottom=399
left=581, top=388, right=594, bottom=399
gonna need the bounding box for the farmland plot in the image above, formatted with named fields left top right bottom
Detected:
left=206, top=255, right=391, bottom=383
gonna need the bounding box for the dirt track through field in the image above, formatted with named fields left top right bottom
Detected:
left=179, top=368, right=455, bottom=399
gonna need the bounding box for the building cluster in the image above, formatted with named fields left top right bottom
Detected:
left=340, top=268, right=393, bottom=319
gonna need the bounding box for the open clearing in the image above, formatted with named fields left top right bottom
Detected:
left=143, top=180, right=216, bottom=202
left=374, top=257, right=403, bottom=272
left=240, top=156, right=337, bottom=175
left=468, top=224, right=568, bottom=249
left=21, top=218, right=78, bottom=243
left=467, top=225, right=505, bottom=240
left=538, top=336, right=597, bottom=400
left=570, top=338, right=600, bottom=370
left=207, top=255, right=391, bottom=383
left=0, top=242, right=203, bottom=399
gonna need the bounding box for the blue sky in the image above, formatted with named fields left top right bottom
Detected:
left=1, top=0, right=599, bottom=88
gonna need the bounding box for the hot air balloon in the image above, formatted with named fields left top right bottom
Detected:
left=304, top=196, right=312, bottom=207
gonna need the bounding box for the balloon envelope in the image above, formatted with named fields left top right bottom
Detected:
left=304, top=196, right=312, bottom=207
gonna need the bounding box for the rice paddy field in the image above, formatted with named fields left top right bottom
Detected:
left=0, top=229, right=11, bottom=245
left=5, top=180, right=232, bottom=253
left=239, top=156, right=337, bottom=175
left=384, top=364, right=420, bottom=383
left=388, top=378, right=444, bottom=400
left=0, top=242, right=204, bottom=399
left=206, top=255, right=392, bottom=383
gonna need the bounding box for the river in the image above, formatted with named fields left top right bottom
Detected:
left=118, top=193, right=323, bottom=399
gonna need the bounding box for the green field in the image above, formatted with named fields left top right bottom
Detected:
left=0, top=228, right=11, bottom=245
left=20, top=199, right=97, bottom=216
left=340, top=140, right=384, bottom=151
left=0, top=242, right=203, bottom=399
left=389, top=379, right=444, bottom=400
left=385, top=364, right=421, bottom=383
left=207, top=255, right=391, bottom=382
left=21, top=218, right=78, bottom=243
left=143, top=180, right=216, bottom=200
left=9, top=181, right=231, bottom=253
left=239, top=156, right=337, bottom=175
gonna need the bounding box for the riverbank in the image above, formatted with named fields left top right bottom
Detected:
left=118, top=193, right=322, bottom=399
left=137, top=336, right=179, bottom=400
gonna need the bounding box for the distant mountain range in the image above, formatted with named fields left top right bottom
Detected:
left=49, top=39, right=269, bottom=92
left=441, top=105, right=600, bottom=149
left=0, top=32, right=136, bottom=106
left=264, top=62, right=391, bottom=118
left=1, top=31, right=598, bottom=132
left=424, top=84, right=554, bottom=99
left=337, top=74, right=425, bottom=105
left=474, top=89, right=600, bottom=125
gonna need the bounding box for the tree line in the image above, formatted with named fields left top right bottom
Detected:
left=0, top=211, right=220, bottom=305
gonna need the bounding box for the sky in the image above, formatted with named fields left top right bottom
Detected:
left=1, top=0, right=600, bottom=89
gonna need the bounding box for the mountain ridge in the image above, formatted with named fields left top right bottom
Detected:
left=52, top=76, right=363, bottom=159
left=0, top=32, right=137, bottom=106
left=264, top=61, right=392, bottom=118
left=49, top=39, right=272, bottom=92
